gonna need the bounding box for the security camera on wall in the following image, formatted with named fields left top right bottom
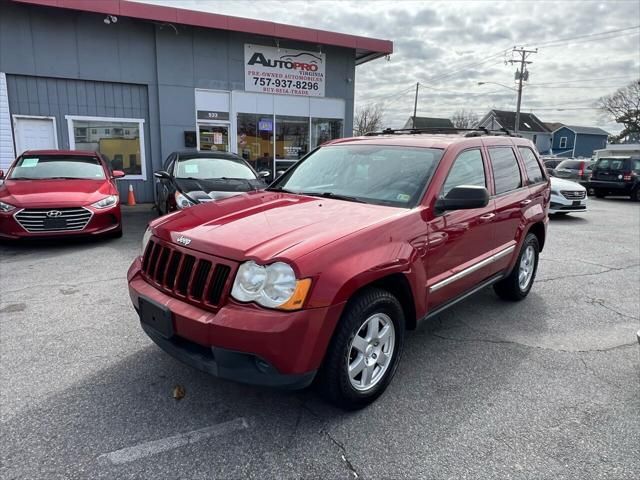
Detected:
left=103, top=15, right=118, bottom=25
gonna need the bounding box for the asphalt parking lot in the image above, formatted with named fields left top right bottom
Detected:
left=1, top=199, right=638, bottom=479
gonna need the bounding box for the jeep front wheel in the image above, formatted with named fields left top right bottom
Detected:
left=317, top=288, right=405, bottom=410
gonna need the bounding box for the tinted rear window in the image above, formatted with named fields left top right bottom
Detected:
left=519, top=147, right=545, bottom=184
left=488, top=147, right=522, bottom=195
left=557, top=160, right=583, bottom=169
left=596, top=158, right=630, bottom=171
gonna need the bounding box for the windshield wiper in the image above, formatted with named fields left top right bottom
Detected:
left=265, top=186, right=298, bottom=194
left=299, top=192, right=366, bottom=203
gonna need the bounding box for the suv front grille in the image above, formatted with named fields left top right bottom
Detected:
left=14, top=207, right=92, bottom=232
left=560, top=190, right=586, bottom=200
left=141, top=238, right=234, bottom=309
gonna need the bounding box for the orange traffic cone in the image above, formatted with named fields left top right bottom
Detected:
left=127, top=184, right=136, bottom=206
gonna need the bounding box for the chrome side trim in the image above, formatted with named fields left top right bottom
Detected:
left=429, top=245, right=516, bottom=293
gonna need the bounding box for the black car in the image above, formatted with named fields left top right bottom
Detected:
left=590, top=156, right=640, bottom=201
left=154, top=151, right=270, bottom=214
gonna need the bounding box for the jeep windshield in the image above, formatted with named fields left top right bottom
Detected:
left=269, top=145, right=444, bottom=207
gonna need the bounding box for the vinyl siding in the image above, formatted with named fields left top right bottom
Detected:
left=0, top=73, right=15, bottom=170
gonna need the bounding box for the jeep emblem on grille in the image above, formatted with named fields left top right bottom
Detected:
left=176, top=235, right=191, bottom=246
left=46, top=210, right=62, bottom=218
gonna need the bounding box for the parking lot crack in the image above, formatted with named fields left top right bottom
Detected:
left=536, top=263, right=640, bottom=283
left=586, top=297, right=639, bottom=321
left=300, top=403, right=360, bottom=478
left=431, top=332, right=637, bottom=353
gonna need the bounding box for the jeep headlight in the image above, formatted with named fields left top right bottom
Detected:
left=231, top=261, right=311, bottom=310
left=91, top=195, right=118, bottom=209
left=141, top=226, right=152, bottom=254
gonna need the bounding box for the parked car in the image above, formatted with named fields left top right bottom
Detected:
left=589, top=156, right=640, bottom=201
left=154, top=151, right=270, bottom=214
left=128, top=129, right=549, bottom=409
left=549, top=177, right=587, bottom=215
left=552, top=159, right=594, bottom=186
left=0, top=150, right=124, bottom=240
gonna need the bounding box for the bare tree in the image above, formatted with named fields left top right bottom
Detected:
left=451, top=109, right=479, bottom=129
left=598, top=80, right=640, bottom=143
left=353, top=103, right=384, bottom=135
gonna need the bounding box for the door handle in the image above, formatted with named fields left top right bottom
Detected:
left=520, top=199, right=532, bottom=206
left=479, top=213, right=495, bottom=221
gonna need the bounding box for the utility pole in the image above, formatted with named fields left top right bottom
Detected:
left=508, top=47, right=537, bottom=135
left=412, top=82, right=419, bottom=128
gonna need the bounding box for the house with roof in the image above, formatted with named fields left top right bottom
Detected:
left=550, top=125, right=609, bottom=158
left=477, top=110, right=552, bottom=154
left=403, top=116, right=454, bottom=129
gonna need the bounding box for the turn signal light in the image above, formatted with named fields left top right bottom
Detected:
left=278, top=278, right=312, bottom=311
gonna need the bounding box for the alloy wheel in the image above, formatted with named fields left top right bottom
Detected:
left=347, top=313, right=395, bottom=392
left=518, top=245, right=536, bottom=290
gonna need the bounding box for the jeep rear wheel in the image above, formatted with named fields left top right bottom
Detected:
left=317, top=287, right=405, bottom=410
left=494, top=233, right=540, bottom=301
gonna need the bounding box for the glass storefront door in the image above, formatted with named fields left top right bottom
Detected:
left=311, top=118, right=343, bottom=149
left=237, top=113, right=274, bottom=174
left=275, top=115, right=309, bottom=175
left=198, top=124, right=230, bottom=152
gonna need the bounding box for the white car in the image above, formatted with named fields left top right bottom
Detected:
left=549, top=177, right=588, bottom=215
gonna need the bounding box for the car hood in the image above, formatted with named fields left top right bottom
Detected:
left=0, top=179, right=115, bottom=208
left=152, top=191, right=404, bottom=262
left=550, top=177, right=586, bottom=191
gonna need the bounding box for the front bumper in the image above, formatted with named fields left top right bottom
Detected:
left=549, top=192, right=587, bottom=213
left=0, top=204, right=121, bottom=239
left=128, top=258, right=344, bottom=389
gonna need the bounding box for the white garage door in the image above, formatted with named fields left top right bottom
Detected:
left=13, top=116, right=58, bottom=156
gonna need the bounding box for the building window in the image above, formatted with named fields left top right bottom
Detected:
left=275, top=115, right=309, bottom=174
left=559, top=136, right=567, bottom=149
left=66, top=116, right=146, bottom=179
left=237, top=113, right=273, bottom=173
left=311, top=118, right=343, bottom=148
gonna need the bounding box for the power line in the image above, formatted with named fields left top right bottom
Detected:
left=527, top=76, right=636, bottom=86
left=529, top=25, right=640, bottom=48
left=357, top=84, right=415, bottom=102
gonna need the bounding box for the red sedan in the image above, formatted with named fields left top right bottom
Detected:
left=0, top=150, right=124, bottom=240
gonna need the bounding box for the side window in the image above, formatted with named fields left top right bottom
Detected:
left=633, top=159, right=640, bottom=172
left=488, top=147, right=522, bottom=195
left=518, top=147, right=545, bottom=184
left=441, top=149, right=486, bottom=197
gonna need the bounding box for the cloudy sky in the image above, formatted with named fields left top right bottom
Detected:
left=143, top=0, right=639, bottom=133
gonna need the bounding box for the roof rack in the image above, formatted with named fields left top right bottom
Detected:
left=364, top=126, right=519, bottom=137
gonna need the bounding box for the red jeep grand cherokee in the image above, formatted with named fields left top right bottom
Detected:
left=128, top=129, right=550, bottom=409
left=0, top=150, right=125, bottom=239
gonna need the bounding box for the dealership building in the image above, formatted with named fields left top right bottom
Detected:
left=0, top=0, right=392, bottom=202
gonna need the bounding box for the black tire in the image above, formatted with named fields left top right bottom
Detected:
left=632, top=187, right=640, bottom=202
left=494, top=233, right=540, bottom=301
left=316, top=287, right=405, bottom=410
left=594, top=189, right=606, bottom=198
